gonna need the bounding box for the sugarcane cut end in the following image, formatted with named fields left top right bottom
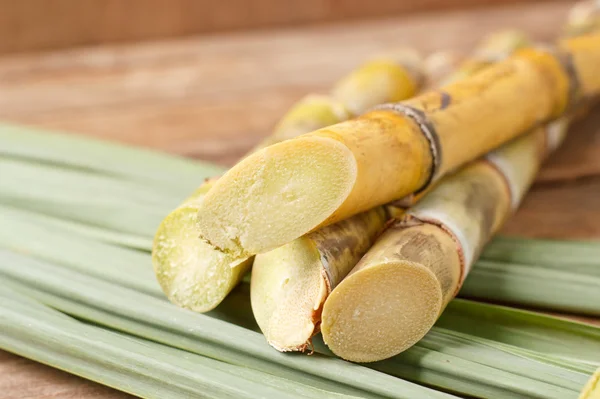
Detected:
left=153, top=203, right=252, bottom=313
left=251, top=237, right=328, bottom=351
left=196, top=135, right=358, bottom=258
left=321, top=259, right=443, bottom=362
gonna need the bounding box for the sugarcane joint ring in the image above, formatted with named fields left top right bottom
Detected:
left=370, top=103, right=442, bottom=193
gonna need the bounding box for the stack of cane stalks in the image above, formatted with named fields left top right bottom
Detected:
left=1, top=1, right=600, bottom=399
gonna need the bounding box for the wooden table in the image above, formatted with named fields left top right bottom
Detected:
left=1, top=1, right=599, bottom=397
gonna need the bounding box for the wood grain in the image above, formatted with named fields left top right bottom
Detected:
left=0, top=0, right=555, bottom=55
left=0, top=1, right=598, bottom=397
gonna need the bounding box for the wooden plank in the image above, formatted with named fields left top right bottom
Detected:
left=0, top=1, right=598, bottom=397
left=0, top=0, right=555, bottom=55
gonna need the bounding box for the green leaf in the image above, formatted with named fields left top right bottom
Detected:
left=0, top=123, right=223, bottom=192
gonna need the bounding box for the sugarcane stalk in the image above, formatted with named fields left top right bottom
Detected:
left=195, top=32, right=600, bottom=264
left=249, top=31, right=528, bottom=352
left=152, top=51, right=423, bottom=312
left=319, top=61, right=582, bottom=363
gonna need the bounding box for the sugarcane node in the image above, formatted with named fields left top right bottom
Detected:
left=370, top=103, right=442, bottom=193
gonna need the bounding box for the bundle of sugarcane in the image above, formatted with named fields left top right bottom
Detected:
left=1, top=1, right=600, bottom=398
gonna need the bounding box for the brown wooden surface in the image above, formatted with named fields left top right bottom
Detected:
left=0, top=0, right=557, bottom=55
left=0, top=1, right=598, bottom=397
left=0, top=351, right=130, bottom=399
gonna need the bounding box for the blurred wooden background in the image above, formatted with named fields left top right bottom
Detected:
left=1, top=0, right=558, bottom=54
left=0, top=0, right=595, bottom=398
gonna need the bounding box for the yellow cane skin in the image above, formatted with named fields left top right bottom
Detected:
left=405, top=48, right=570, bottom=178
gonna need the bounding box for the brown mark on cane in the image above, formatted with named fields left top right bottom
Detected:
left=438, top=91, right=452, bottom=110
left=398, top=230, right=436, bottom=261
left=316, top=210, right=382, bottom=260
left=398, top=229, right=455, bottom=297
left=318, top=231, right=360, bottom=261
left=462, top=175, right=501, bottom=253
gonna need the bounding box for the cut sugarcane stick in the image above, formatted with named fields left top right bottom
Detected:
left=153, top=180, right=254, bottom=312
left=249, top=30, right=528, bottom=352
left=320, top=120, right=570, bottom=362
left=152, top=50, right=424, bottom=312
left=195, top=33, right=600, bottom=263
